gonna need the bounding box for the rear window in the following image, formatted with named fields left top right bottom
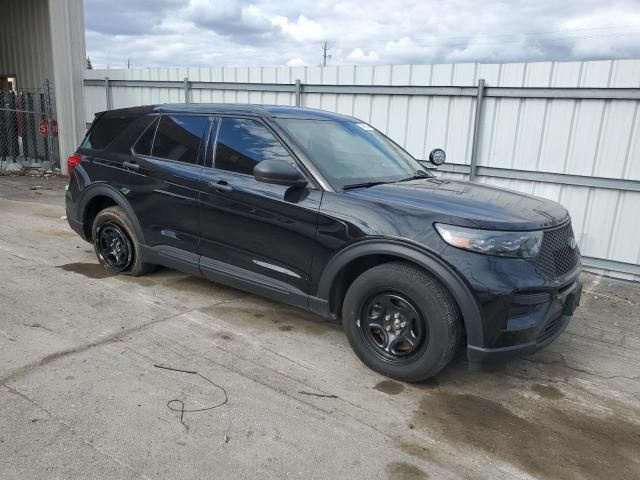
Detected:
left=83, top=114, right=139, bottom=150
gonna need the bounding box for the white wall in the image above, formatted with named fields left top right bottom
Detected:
left=48, top=0, right=86, bottom=168
left=84, top=60, right=640, bottom=280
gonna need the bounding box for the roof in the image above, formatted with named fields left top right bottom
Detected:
left=100, top=104, right=358, bottom=122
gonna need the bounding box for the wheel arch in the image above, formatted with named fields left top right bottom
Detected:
left=315, top=240, right=485, bottom=348
left=79, top=184, right=145, bottom=243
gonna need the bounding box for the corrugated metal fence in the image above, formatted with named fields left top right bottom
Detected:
left=83, top=60, right=640, bottom=280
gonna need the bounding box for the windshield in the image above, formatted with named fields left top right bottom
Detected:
left=276, top=119, right=428, bottom=190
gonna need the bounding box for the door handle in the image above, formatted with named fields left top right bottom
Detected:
left=123, top=161, right=140, bottom=171
left=209, top=180, right=233, bottom=193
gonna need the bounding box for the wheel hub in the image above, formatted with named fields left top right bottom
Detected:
left=384, top=312, right=407, bottom=333
left=359, top=291, right=428, bottom=363
left=96, top=222, right=132, bottom=272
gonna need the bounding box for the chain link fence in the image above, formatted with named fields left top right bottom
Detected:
left=0, top=80, right=58, bottom=172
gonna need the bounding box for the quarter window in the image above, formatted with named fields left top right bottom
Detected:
left=214, top=118, right=293, bottom=175
left=83, top=113, right=138, bottom=150
left=152, top=115, right=209, bottom=165
left=133, top=117, right=158, bottom=156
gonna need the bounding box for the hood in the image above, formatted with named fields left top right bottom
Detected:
left=345, top=177, right=569, bottom=231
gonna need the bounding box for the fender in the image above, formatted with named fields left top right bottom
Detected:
left=314, top=239, right=486, bottom=348
left=77, top=183, right=145, bottom=244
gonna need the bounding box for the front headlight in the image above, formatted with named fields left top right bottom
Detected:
left=435, top=223, right=543, bottom=258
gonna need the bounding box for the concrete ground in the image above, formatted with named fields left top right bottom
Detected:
left=0, top=174, right=639, bottom=480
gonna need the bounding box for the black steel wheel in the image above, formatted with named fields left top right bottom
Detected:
left=359, top=291, right=428, bottom=364
left=91, top=206, right=155, bottom=277
left=342, top=262, right=461, bottom=382
left=96, top=222, right=133, bottom=272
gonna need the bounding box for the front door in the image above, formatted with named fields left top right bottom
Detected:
left=198, top=116, right=322, bottom=307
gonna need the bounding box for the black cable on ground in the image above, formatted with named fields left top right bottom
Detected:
left=154, top=364, right=228, bottom=432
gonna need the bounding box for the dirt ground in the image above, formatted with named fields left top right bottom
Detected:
left=1, top=175, right=639, bottom=479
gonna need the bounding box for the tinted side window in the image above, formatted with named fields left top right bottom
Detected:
left=83, top=114, right=138, bottom=150
left=133, top=117, right=158, bottom=156
left=152, top=115, right=209, bottom=165
left=214, top=118, right=292, bottom=175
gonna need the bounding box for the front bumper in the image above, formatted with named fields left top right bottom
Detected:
left=467, top=275, right=582, bottom=368
left=438, top=242, right=583, bottom=368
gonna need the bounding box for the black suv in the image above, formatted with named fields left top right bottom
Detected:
left=66, top=104, right=582, bottom=381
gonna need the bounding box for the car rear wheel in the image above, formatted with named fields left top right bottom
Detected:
left=342, top=262, right=461, bottom=382
left=92, top=206, right=154, bottom=276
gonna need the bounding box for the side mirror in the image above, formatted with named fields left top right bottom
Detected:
left=429, top=148, right=446, bottom=166
left=254, top=160, right=308, bottom=188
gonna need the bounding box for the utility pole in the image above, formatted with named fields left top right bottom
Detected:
left=322, top=41, right=331, bottom=67
left=127, top=58, right=131, bottom=69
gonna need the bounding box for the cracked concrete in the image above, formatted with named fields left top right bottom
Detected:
left=1, top=175, right=639, bottom=479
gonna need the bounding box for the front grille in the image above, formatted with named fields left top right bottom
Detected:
left=534, top=222, right=580, bottom=278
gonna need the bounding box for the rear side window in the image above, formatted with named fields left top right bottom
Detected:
left=133, top=117, right=158, bottom=156
left=152, top=115, right=209, bottom=165
left=214, top=118, right=293, bottom=175
left=83, top=114, right=138, bottom=150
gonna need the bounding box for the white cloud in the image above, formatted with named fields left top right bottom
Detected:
left=271, top=15, right=326, bottom=42
left=286, top=57, right=306, bottom=66
left=347, top=48, right=380, bottom=63
left=85, top=0, right=640, bottom=68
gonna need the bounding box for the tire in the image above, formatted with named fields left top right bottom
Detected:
left=92, top=206, right=154, bottom=277
left=342, top=262, right=461, bottom=382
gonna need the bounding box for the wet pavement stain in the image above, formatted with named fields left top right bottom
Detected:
left=59, top=262, right=116, bottom=279
left=374, top=380, right=405, bottom=395
left=396, top=442, right=435, bottom=463
left=208, top=331, right=234, bottom=341
left=200, top=303, right=340, bottom=336
left=385, top=461, right=429, bottom=480
left=414, top=392, right=640, bottom=479
left=531, top=383, right=564, bottom=400
left=415, top=378, right=440, bottom=389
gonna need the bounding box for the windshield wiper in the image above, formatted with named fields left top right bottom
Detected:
left=397, top=171, right=430, bottom=182
left=342, top=181, right=391, bottom=190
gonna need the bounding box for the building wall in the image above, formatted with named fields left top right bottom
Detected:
left=83, top=60, right=640, bottom=280
left=0, top=0, right=53, bottom=90
left=48, top=0, right=86, bottom=168
left=0, top=0, right=86, bottom=172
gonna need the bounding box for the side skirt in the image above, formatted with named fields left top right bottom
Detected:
left=140, top=244, right=313, bottom=312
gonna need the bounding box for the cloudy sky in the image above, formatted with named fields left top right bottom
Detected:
left=84, top=0, right=640, bottom=68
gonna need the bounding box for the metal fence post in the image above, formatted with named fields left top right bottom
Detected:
left=469, top=78, right=485, bottom=181
left=295, top=79, right=301, bottom=107
left=183, top=77, right=190, bottom=103
left=104, top=76, right=112, bottom=110
left=43, top=79, right=55, bottom=170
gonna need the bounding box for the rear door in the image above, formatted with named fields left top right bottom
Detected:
left=127, top=114, right=212, bottom=269
left=198, top=116, right=322, bottom=306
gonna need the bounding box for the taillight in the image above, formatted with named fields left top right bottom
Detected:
left=67, top=154, right=82, bottom=177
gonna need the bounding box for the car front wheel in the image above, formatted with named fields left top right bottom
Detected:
left=342, top=262, right=461, bottom=382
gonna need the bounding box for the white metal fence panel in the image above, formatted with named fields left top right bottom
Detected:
left=84, top=60, right=640, bottom=280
